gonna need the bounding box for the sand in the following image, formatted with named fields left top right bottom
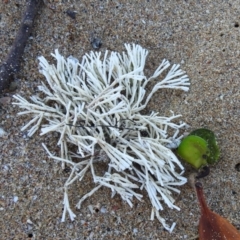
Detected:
left=0, top=1, right=239, bottom=239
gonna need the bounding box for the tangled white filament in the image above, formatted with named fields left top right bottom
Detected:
left=13, top=44, right=190, bottom=232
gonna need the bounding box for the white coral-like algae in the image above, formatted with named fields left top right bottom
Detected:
left=13, top=44, right=190, bottom=232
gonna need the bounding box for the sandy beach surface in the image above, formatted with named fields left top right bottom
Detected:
left=0, top=1, right=240, bottom=239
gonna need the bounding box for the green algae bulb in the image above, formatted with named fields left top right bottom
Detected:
left=177, top=129, right=220, bottom=169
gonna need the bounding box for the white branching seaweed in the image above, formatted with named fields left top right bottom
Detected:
left=13, top=44, right=190, bottom=232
